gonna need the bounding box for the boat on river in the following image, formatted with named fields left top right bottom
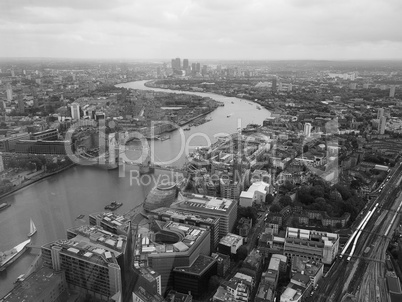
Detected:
left=27, top=219, right=37, bottom=237
left=0, top=203, right=10, bottom=212
left=104, top=201, right=123, bottom=211
left=0, top=239, right=31, bottom=271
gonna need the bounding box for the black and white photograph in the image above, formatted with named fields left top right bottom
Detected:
left=1, top=1, right=402, bottom=302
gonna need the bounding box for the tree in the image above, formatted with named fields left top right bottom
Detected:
left=237, top=245, right=248, bottom=261
left=265, top=194, right=274, bottom=204
left=298, top=186, right=315, bottom=205
left=270, top=204, right=282, bottom=213
left=27, top=162, right=36, bottom=171
left=350, top=179, right=361, bottom=190
left=311, top=185, right=325, bottom=198
left=279, top=195, right=293, bottom=207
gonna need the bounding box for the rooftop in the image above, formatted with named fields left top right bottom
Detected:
left=219, top=233, right=243, bottom=247
left=176, top=194, right=235, bottom=214
left=2, top=267, right=64, bottom=302
left=173, top=254, right=216, bottom=276
left=45, top=226, right=127, bottom=265
left=90, top=211, right=131, bottom=231
left=291, top=256, right=323, bottom=277
left=150, top=207, right=219, bottom=224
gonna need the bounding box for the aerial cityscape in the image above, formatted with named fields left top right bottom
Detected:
left=1, top=1, right=402, bottom=302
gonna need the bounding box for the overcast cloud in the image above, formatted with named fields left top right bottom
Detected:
left=0, top=0, right=401, bottom=60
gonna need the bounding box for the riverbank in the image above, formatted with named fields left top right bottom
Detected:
left=144, top=79, right=273, bottom=111
left=0, top=163, right=75, bottom=202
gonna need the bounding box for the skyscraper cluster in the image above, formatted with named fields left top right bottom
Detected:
left=171, top=58, right=203, bottom=75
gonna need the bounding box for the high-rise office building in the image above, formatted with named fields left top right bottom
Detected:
left=191, top=63, right=196, bottom=74
left=196, top=63, right=201, bottom=72
left=390, top=85, right=396, bottom=98
left=377, top=108, right=384, bottom=120
left=6, top=83, right=12, bottom=101
left=183, top=59, right=189, bottom=70
left=379, top=116, right=386, bottom=134
left=11, top=69, right=15, bottom=77
left=304, top=123, right=312, bottom=137
left=272, top=78, right=277, bottom=91
left=70, top=102, right=80, bottom=120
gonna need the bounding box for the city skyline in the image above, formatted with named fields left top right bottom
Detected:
left=1, top=0, right=402, bottom=60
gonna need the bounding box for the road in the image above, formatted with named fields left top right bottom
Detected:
left=307, top=162, right=402, bottom=302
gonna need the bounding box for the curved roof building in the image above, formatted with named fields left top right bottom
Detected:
left=144, top=183, right=178, bottom=212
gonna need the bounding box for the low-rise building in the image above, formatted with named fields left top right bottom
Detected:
left=1, top=267, right=67, bottom=302
left=217, top=233, right=243, bottom=256
left=284, top=227, right=339, bottom=265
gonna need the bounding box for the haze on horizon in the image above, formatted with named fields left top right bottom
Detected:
left=0, top=0, right=401, bottom=61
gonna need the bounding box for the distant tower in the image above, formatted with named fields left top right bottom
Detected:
left=377, top=108, right=384, bottom=120
left=378, top=116, right=386, bottom=134
left=390, top=86, right=396, bottom=98
left=6, top=83, right=12, bottom=101
left=17, top=96, right=25, bottom=113
left=11, top=69, right=15, bottom=77
left=183, top=59, right=189, bottom=70
left=175, top=58, right=181, bottom=70
left=191, top=63, right=196, bottom=74
left=304, top=123, right=312, bottom=137
left=196, top=63, right=201, bottom=72
left=71, top=103, right=81, bottom=120
left=0, top=153, right=4, bottom=173
left=272, top=77, right=277, bottom=92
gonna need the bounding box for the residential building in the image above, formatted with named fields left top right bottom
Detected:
left=41, top=225, right=127, bottom=301
left=132, top=286, right=165, bottom=302
left=304, top=123, right=312, bottom=137
left=211, top=252, right=231, bottom=277
left=377, top=108, right=384, bottom=119
left=291, top=256, right=323, bottom=287
left=379, top=116, right=386, bottom=134
left=70, top=102, right=80, bottom=120
left=390, top=85, right=396, bottom=98
left=6, top=83, right=12, bottom=101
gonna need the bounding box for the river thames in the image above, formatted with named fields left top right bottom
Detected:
left=0, top=80, right=271, bottom=297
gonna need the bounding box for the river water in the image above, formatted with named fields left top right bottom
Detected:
left=0, top=80, right=271, bottom=297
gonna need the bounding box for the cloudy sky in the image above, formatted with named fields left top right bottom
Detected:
left=0, top=0, right=401, bottom=60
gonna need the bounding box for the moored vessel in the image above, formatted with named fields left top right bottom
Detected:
left=0, top=239, right=31, bottom=271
